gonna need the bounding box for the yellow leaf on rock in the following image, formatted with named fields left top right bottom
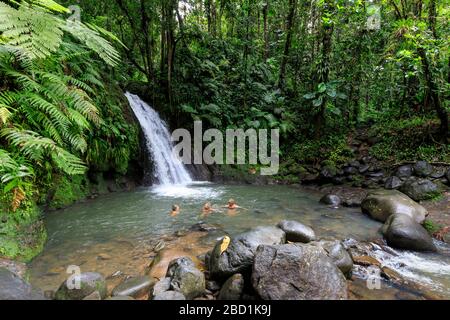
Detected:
left=220, top=236, right=230, bottom=255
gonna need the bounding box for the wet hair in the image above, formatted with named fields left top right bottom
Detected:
left=228, top=199, right=235, bottom=205
left=204, top=202, right=212, bottom=209
left=172, top=204, right=179, bottom=211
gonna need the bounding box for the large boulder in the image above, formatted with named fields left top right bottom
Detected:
left=0, top=268, right=47, bottom=300
left=319, top=194, right=342, bottom=206
left=400, top=179, right=440, bottom=201
left=166, top=257, right=205, bottom=299
left=277, top=220, right=315, bottom=243
left=361, top=189, right=427, bottom=223
left=309, top=240, right=353, bottom=276
left=413, top=161, right=433, bottom=177
left=218, top=274, right=244, bottom=300
left=209, top=226, right=286, bottom=279
left=111, top=276, right=155, bottom=298
left=251, top=244, right=348, bottom=300
left=381, top=214, right=436, bottom=252
left=55, top=272, right=107, bottom=300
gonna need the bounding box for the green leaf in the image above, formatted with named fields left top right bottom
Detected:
left=318, top=83, right=327, bottom=93
left=313, top=96, right=323, bottom=107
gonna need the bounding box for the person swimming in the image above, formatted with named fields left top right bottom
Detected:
left=202, top=202, right=214, bottom=214
left=224, top=198, right=241, bottom=210
left=170, top=204, right=180, bottom=216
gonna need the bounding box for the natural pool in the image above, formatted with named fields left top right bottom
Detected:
left=28, top=183, right=450, bottom=299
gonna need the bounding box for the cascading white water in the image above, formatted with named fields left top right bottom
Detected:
left=125, top=92, right=192, bottom=185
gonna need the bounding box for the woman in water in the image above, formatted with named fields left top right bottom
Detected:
left=170, top=204, right=180, bottom=217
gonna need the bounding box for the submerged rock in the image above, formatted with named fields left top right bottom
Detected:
left=209, top=226, right=286, bottom=279
left=0, top=268, right=47, bottom=300
left=251, top=244, right=347, bottom=300
left=112, top=276, right=155, bottom=298
left=277, top=220, right=316, bottom=243
left=151, top=277, right=171, bottom=298
left=167, top=257, right=205, bottom=299
left=381, top=214, right=436, bottom=252
left=319, top=194, right=342, bottom=206
left=55, top=272, right=107, bottom=300
left=218, top=274, right=244, bottom=300
left=361, top=189, right=427, bottom=223
left=400, top=179, right=440, bottom=201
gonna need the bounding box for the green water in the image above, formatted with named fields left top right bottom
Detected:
left=28, top=183, right=450, bottom=298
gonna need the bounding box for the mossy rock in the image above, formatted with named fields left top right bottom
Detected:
left=47, top=175, right=89, bottom=210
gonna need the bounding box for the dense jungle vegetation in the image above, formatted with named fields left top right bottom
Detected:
left=0, top=0, right=449, bottom=260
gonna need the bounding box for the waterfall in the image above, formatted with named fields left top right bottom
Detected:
left=125, top=92, right=192, bottom=185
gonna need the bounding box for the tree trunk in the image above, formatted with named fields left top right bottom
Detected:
left=278, top=0, right=297, bottom=89
left=417, top=47, right=449, bottom=142
left=262, top=1, right=269, bottom=61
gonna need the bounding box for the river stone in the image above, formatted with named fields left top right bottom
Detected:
left=55, top=272, right=107, bottom=300
left=166, top=257, right=205, bottom=299
left=218, top=274, right=244, bottom=300
left=385, top=176, right=403, bottom=190
left=319, top=166, right=338, bottom=181
left=319, top=194, right=341, bottom=206
left=343, top=166, right=358, bottom=175
left=400, top=179, right=440, bottom=201
left=206, top=280, right=221, bottom=292
left=151, top=277, right=171, bottom=298
left=0, top=268, right=47, bottom=300
left=112, top=276, right=155, bottom=298
left=361, top=189, right=427, bottom=224
left=153, top=290, right=186, bottom=300
left=343, top=198, right=361, bottom=208
left=396, top=165, right=413, bottom=179
left=381, top=214, right=436, bottom=252
left=413, top=161, right=433, bottom=177
left=277, top=220, right=315, bottom=243
left=251, top=244, right=347, bottom=300
left=309, top=240, right=353, bottom=276
left=209, top=226, right=286, bottom=279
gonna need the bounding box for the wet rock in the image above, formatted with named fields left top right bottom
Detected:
left=167, top=257, right=205, bottom=299
left=106, top=296, right=135, bottom=300
left=218, top=274, right=244, bottom=300
left=343, top=166, right=359, bottom=176
left=343, top=198, right=362, bottom=208
left=430, top=168, right=446, bottom=179
left=359, top=164, right=370, bottom=174
left=384, top=176, right=403, bottom=190
left=381, top=214, right=436, bottom=252
left=83, top=291, right=102, bottom=300
left=349, top=160, right=361, bottom=168
left=251, top=244, right=347, bottom=300
left=277, top=220, right=316, bottom=243
left=55, top=272, right=107, bottom=300
left=0, top=268, right=47, bottom=300
left=209, top=226, right=286, bottom=279
left=310, top=240, right=353, bottom=276
left=361, top=189, right=428, bottom=223
left=153, top=290, right=186, bottom=300
left=206, top=280, right=221, bottom=292
left=190, top=222, right=220, bottom=232
left=413, top=161, right=433, bottom=177
left=319, top=194, right=342, bottom=206
left=112, top=276, right=155, bottom=298
left=150, top=277, right=171, bottom=298
left=400, top=179, right=440, bottom=201
left=396, top=165, right=413, bottom=179
left=352, top=255, right=382, bottom=268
